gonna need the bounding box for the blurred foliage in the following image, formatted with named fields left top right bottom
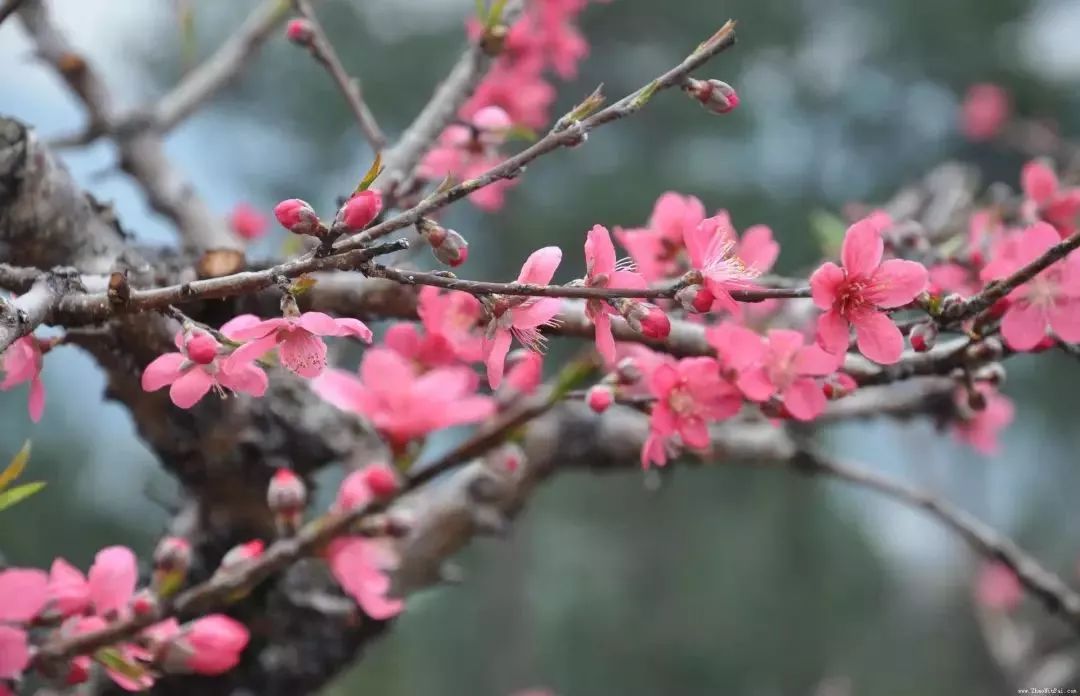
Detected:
left=4, top=0, right=1080, bottom=694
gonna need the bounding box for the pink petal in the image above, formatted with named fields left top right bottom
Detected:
left=296, top=312, right=346, bottom=336
left=738, top=224, right=779, bottom=273
left=223, top=317, right=285, bottom=341
left=650, top=192, right=706, bottom=242
left=331, top=318, right=373, bottom=342
left=809, top=262, right=845, bottom=309
left=484, top=329, right=513, bottom=389
left=1021, top=160, right=1058, bottom=204
left=327, top=538, right=403, bottom=620
left=851, top=311, right=904, bottom=364
left=360, top=348, right=415, bottom=396
left=1001, top=302, right=1048, bottom=351
left=794, top=344, right=842, bottom=376
left=764, top=329, right=804, bottom=364
left=0, top=625, right=29, bottom=679
left=782, top=378, right=827, bottom=421
left=414, top=366, right=477, bottom=398
left=585, top=225, right=616, bottom=277
left=0, top=569, right=49, bottom=622
left=609, top=270, right=648, bottom=289
left=649, top=364, right=680, bottom=399
left=706, top=323, right=765, bottom=371
left=219, top=314, right=264, bottom=339
left=511, top=297, right=563, bottom=329
left=736, top=366, right=775, bottom=402
left=440, top=396, right=497, bottom=426
left=678, top=418, right=710, bottom=449
left=217, top=361, right=268, bottom=398
left=88, top=546, right=137, bottom=616
left=593, top=312, right=617, bottom=366
left=815, top=309, right=850, bottom=355
left=383, top=323, right=421, bottom=359
left=311, top=369, right=370, bottom=414
left=227, top=333, right=281, bottom=367
left=141, top=353, right=186, bottom=392
left=169, top=368, right=214, bottom=409
left=27, top=375, right=44, bottom=423
left=867, top=259, right=928, bottom=308
left=650, top=402, right=677, bottom=436
left=279, top=331, right=328, bottom=378
left=48, top=558, right=90, bottom=617
left=516, top=246, right=562, bottom=285
left=1048, top=300, right=1080, bottom=343
left=841, top=217, right=884, bottom=277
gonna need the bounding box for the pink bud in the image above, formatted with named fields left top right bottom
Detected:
left=490, top=443, right=525, bottom=473
left=360, top=464, right=400, bottom=500
left=614, top=357, right=642, bottom=385
left=339, top=190, right=383, bottom=231
left=131, top=589, right=157, bottom=616
left=153, top=537, right=192, bottom=573
left=909, top=322, right=937, bottom=353
left=160, top=615, right=250, bottom=676
left=285, top=18, right=314, bottom=46
left=675, top=284, right=714, bottom=313
left=273, top=198, right=322, bottom=236
left=639, top=304, right=671, bottom=339
left=219, top=540, right=264, bottom=572
left=822, top=373, right=857, bottom=400
left=228, top=203, right=267, bottom=241
left=65, top=657, right=91, bottom=685
left=267, top=468, right=307, bottom=514
left=472, top=106, right=512, bottom=134
left=686, top=78, right=739, bottom=114
left=586, top=385, right=613, bottom=413
left=433, top=229, right=469, bottom=267
left=185, top=333, right=219, bottom=365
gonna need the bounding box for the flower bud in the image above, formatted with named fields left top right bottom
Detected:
left=822, top=373, right=857, bottom=400
left=684, top=78, right=739, bottom=114
left=65, top=657, right=91, bottom=685
left=131, top=589, right=157, bottom=616
left=619, top=300, right=671, bottom=339
left=615, top=357, right=643, bottom=385
left=586, top=385, right=614, bottom=413
left=285, top=18, right=314, bottom=46
left=675, top=284, right=714, bottom=313
left=489, top=442, right=526, bottom=474
left=501, top=349, right=543, bottom=398
left=273, top=198, right=323, bottom=236
left=268, top=468, right=307, bottom=537
left=159, top=615, right=250, bottom=676
left=473, top=106, right=512, bottom=146
left=185, top=332, right=219, bottom=365
left=418, top=218, right=469, bottom=267
left=218, top=540, right=264, bottom=574
left=152, top=537, right=192, bottom=599
left=909, top=322, right=938, bottom=352
left=360, top=464, right=400, bottom=500
left=228, top=203, right=267, bottom=241
left=339, top=190, right=383, bottom=231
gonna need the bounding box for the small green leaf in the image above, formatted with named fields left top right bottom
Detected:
left=0, top=481, right=46, bottom=512
left=95, top=646, right=149, bottom=682
left=564, top=84, right=605, bottom=123
left=809, top=210, right=847, bottom=257
left=505, top=124, right=538, bottom=143
left=355, top=152, right=384, bottom=193
left=483, top=0, right=509, bottom=29
left=0, top=441, right=31, bottom=492
left=289, top=275, right=318, bottom=296
left=631, top=80, right=661, bottom=109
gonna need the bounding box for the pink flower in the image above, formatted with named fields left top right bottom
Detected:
left=60, top=615, right=153, bottom=689
left=501, top=350, right=544, bottom=397
left=313, top=348, right=495, bottom=451
left=339, top=190, right=383, bottom=231
left=416, top=286, right=485, bottom=363
left=614, top=192, right=705, bottom=282
left=810, top=216, right=928, bottom=364
left=980, top=222, right=1080, bottom=350
left=462, top=63, right=556, bottom=130
left=87, top=546, right=138, bottom=618
left=419, top=108, right=518, bottom=211
left=642, top=357, right=742, bottom=468
left=225, top=312, right=372, bottom=378
left=952, top=385, right=1014, bottom=455
left=975, top=561, right=1022, bottom=612
left=683, top=213, right=765, bottom=314
left=228, top=202, right=267, bottom=241
left=0, top=567, right=48, bottom=680
left=482, top=247, right=563, bottom=388
left=960, top=83, right=1010, bottom=142
left=1, top=335, right=44, bottom=423
left=334, top=464, right=399, bottom=512
left=1020, top=160, right=1080, bottom=239
left=928, top=262, right=979, bottom=298
left=732, top=330, right=840, bottom=421
left=327, top=537, right=403, bottom=620
left=384, top=323, right=459, bottom=371
left=48, top=558, right=91, bottom=617
left=170, top=615, right=250, bottom=675
left=273, top=198, right=322, bottom=236
left=142, top=329, right=268, bottom=408
left=584, top=225, right=647, bottom=365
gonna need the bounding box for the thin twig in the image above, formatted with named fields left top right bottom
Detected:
left=338, top=20, right=740, bottom=251
left=293, top=0, right=386, bottom=149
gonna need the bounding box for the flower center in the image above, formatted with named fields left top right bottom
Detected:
left=668, top=385, right=696, bottom=416
left=836, top=279, right=871, bottom=317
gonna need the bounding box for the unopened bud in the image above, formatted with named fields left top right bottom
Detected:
left=675, top=284, right=715, bottom=313
left=273, top=198, right=323, bottom=236
left=489, top=442, right=526, bottom=474
left=684, top=78, right=739, bottom=114
left=418, top=218, right=469, bottom=267
left=615, top=357, right=643, bottom=385
left=65, top=658, right=90, bottom=686
left=152, top=536, right=192, bottom=600
left=586, top=384, right=614, bottom=413
left=618, top=299, right=671, bottom=339
left=938, top=293, right=966, bottom=319
left=285, top=18, right=314, bottom=46
left=909, top=322, right=938, bottom=352
left=472, top=106, right=512, bottom=146
left=338, top=190, right=383, bottom=231
left=822, top=373, right=857, bottom=400
left=268, top=468, right=307, bottom=537
left=218, top=540, right=264, bottom=574
left=185, top=333, right=219, bottom=365
left=131, top=589, right=157, bottom=616
left=360, top=464, right=400, bottom=499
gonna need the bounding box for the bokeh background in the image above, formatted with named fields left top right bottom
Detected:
left=3, top=0, right=1080, bottom=694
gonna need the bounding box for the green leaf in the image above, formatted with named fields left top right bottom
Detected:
left=0, top=441, right=31, bottom=492
left=630, top=80, right=661, bottom=109
left=289, top=275, right=318, bottom=296
left=809, top=210, right=847, bottom=257
left=483, top=0, right=509, bottom=29
left=564, top=85, right=605, bottom=123
left=0, top=481, right=46, bottom=512
left=95, top=646, right=150, bottom=682
left=354, top=152, right=384, bottom=193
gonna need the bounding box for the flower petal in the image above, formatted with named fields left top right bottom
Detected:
left=809, top=262, right=845, bottom=309
left=169, top=368, right=214, bottom=409
left=585, top=224, right=616, bottom=277
left=1021, top=160, right=1059, bottom=204
left=867, top=259, right=928, bottom=308
left=218, top=362, right=268, bottom=398
left=738, top=224, right=779, bottom=273
left=484, top=329, right=513, bottom=389
left=0, top=625, right=29, bottom=679
left=311, top=369, right=370, bottom=414
left=782, top=378, right=827, bottom=421
left=1049, top=300, right=1080, bottom=343
left=88, top=546, right=137, bottom=617
left=27, top=376, right=45, bottom=423
left=279, top=331, right=328, bottom=378
left=516, top=246, right=562, bottom=285
left=219, top=314, right=264, bottom=339
left=222, top=317, right=283, bottom=341
left=141, top=353, right=186, bottom=392
left=815, top=309, right=849, bottom=355
left=841, top=217, right=884, bottom=277
left=360, top=348, right=415, bottom=396
left=593, top=312, right=617, bottom=366
left=851, top=311, right=904, bottom=364
left=512, top=297, right=562, bottom=329
left=0, top=569, right=49, bottom=622
left=1001, top=302, right=1047, bottom=351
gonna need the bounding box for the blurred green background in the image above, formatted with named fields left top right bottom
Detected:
left=3, top=0, right=1080, bottom=694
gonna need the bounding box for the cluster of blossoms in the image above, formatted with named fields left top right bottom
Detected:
left=0, top=464, right=407, bottom=690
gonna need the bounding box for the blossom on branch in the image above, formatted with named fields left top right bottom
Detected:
left=583, top=224, right=647, bottom=365
left=419, top=107, right=517, bottom=211
left=1020, top=160, right=1080, bottom=239
left=1, top=335, right=45, bottom=423
left=141, top=328, right=268, bottom=408
left=733, top=329, right=841, bottom=421
left=228, top=202, right=267, bottom=241
left=226, top=312, right=373, bottom=378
